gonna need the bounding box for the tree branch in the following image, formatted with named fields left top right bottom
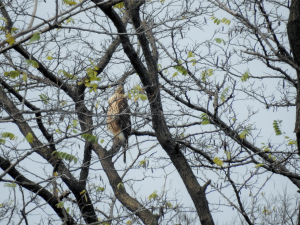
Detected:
left=0, top=156, right=76, bottom=225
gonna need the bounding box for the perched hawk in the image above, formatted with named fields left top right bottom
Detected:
left=107, top=86, right=131, bottom=161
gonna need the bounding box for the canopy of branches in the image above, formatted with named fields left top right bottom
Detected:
left=0, top=0, right=299, bottom=225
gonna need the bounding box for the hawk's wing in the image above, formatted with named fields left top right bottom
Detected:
left=107, top=93, right=131, bottom=145
left=117, top=94, right=131, bottom=146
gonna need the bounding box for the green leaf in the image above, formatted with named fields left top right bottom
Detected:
left=5, top=33, right=15, bottom=45
left=39, top=94, right=49, bottom=104
left=220, top=87, right=230, bottom=102
left=58, top=69, right=77, bottom=80
left=4, top=183, right=16, bottom=188
left=273, top=120, right=282, bottom=136
left=191, top=58, right=196, bottom=66
left=215, top=38, right=226, bottom=45
left=101, top=222, right=110, bottom=225
left=158, top=64, right=162, bottom=71
left=165, top=202, right=173, bottom=208
left=72, top=120, right=78, bottom=127
left=134, top=85, right=143, bottom=92
left=128, top=85, right=146, bottom=101
left=201, top=120, right=210, bottom=125
left=221, top=18, right=231, bottom=25
left=55, top=202, right=64, bottom=208
left=26, top=132, right=34, bottom=143
left=0, top=138, right=5, bottom=144
left=148, top=191, right=158, bottom=200
left=47, top=51, right=53, bottom=60
left=255, top=163, right=264, bottom=168
left=239, top=129, right=250, bottom=139
left=4, top=71, right=20, bottom=79
left=29, top=32, right=41, bottom=44
left=188, top=51, right=195, bottom=58
left=88, top=59, right=95, bottom=66
left=139, top=94, right=147, bottom=101
left=22, top=73, right=28, bottom=82
left=261, top=143, right=271, bottom=152
left=65, top=17, right=75, bottom=25
left=55, top=129, right=62, bottom=134
left=174, top=64, right=188, bottom=76
left=139, top=159, right=148, bottom=168
left=60, top=152, right=67, bottom=159
left=96, top=187, right=105, bottom=192
left=286, top=138, right=297, bottom=146
left=210, top=16, right=231, bottom=25
left=95, top=100, right=100, bottom=108
left=172, top=72, right=178, bottom=77
left=65, top=154, right=71, bottom=161
left=200, top=113, right=210, bottom=125
left=25, top=60, right=39, bottom=68
left=117, top=182, right=124, bottom=190
left=90, top=83, right=98, bottom=92
left=241, top=71, right=250, bottom=82
left=62, top=0, right=77, bottom=6
left=10, top=27, right=18, bottom=34
left=225, top=151, right=231, bottom=160
left=53, top=150, right=78, bottom=163
left=113, top=2, right=124, bottom=9
left=2, top=132, right=15, bottom=140
left=87, top=68, right=94, bottom=77
left=81, top=134, right=98, bottom=143
left=201, top=69, right=214, bottom=81
left=213, top=157, right=224, bottom=166
left=0, top=17, right=8, bottom=23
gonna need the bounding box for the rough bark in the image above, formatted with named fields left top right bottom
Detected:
left=0, top=156, right=76, bottom=225
left=163, top=86, right=300, bottom=188
left=96, top=1, right=215, bottom=224
left=287, top=0, right=300, bottom=152
left=287, top=0, right=300, bottom=222
left=0, top=88, right=98, bottom=224
left=0, top=1, right=158, bottom=222
left=93, top=143, right=159, bottom=225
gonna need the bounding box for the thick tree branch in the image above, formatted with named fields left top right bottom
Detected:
left=163, top=86, right=300, bottom=188
left=92, top=143, right=159, bottom=225
left=0, top=156, right=76, bottom=225
left=288, top=0, right=300, bottom=152
left=13, top=46, right=76, bottom=99
left=0, top=77, right=54, bottom=145
left=97, top=1, right=216, bottom=224
left=0, top=88, right=98, bottom=224
left=94, top=0, right=152, bottom=88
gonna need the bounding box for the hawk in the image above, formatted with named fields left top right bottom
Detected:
left=107, top=86, right=131, bottom=162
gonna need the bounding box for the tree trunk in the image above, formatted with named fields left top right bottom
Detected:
left=287, top=0, right=300, bottom=152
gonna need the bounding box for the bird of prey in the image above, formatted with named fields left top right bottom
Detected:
left=107, top=85, right=131, bottom=162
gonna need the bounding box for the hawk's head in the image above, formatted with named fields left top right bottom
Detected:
left=115, top=86, right=125, bottom=94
